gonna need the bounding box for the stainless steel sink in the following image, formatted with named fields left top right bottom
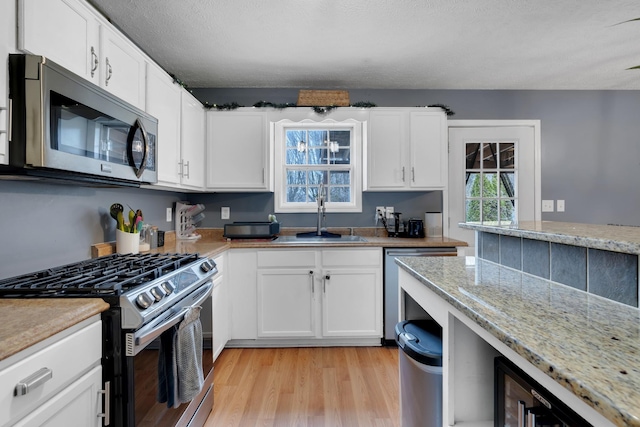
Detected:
left=275, top=235, right=368, bottom=244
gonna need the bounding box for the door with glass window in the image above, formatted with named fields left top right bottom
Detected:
left=448, top=124, right=540, bottom=253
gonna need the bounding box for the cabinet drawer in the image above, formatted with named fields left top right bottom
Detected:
left=322, top=249, right=382, bottom=267
left=257, top=250, right=317, bottom=267
left=0, top=320, right=102, bottom=426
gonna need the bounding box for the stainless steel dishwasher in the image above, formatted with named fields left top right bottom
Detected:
left=384, top=248, right=457, bottom=344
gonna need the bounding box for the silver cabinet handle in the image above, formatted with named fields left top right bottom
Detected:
left=14, top=367, right=52, bottom=396
left=183, top=160, right=190, bottom=179
left=323, top=274, right=330, bottom=293
left=178, top=160, right=184, bottom=177
left=401, top=166, right=405, bottom=182
left=411, top=166, right=415, bottom=182
left=517, top=400, right=526, bottom=427
left=98, top=381, right=111, bottom=426
left=309, top=270, right=314, bottom=293
left=91, top=46, right=99, bottom=78
left=105, top=58, right=112, bottom=86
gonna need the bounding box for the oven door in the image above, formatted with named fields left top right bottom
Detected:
left=122, top=282, right=214, bottom=427
left=495, top=357, right=591, bottom=427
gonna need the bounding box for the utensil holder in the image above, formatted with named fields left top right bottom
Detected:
left=116, top=229, right=140, bottom=254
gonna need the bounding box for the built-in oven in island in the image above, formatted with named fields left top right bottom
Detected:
left=495, top=356, right=592, bottom=427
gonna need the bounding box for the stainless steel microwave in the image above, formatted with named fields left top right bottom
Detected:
left=5, top=54, right=158, bottom=186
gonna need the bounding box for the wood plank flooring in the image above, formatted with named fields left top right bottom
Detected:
left=204, top=347, right=400, bottom=427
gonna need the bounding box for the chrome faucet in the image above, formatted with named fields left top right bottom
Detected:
left=316, top=183, right=325, bottom=235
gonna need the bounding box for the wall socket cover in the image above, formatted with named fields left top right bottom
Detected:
left=542, top=200, right=554, bottom=212
left=221, top=206, right=230, bottom=219
left=166, top=207, right=172, bottom=222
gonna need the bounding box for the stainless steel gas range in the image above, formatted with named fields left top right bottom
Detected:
left=0, top=252, right=218, bottom=427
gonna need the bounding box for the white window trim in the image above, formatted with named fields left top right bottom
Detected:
left=272, top=118, right=364, bottom=213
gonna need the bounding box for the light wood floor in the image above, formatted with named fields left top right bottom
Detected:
left=204, top=347, right=400, bottom=427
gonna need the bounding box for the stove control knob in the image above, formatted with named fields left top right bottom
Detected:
left=136, top=293, right=153, bottom=309
left=149, top=287, right=164, bottom=302
left=200, top=259, right=216, bottom=273
left=161, top=281, right=175, bottom=295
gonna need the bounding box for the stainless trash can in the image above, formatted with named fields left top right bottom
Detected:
left=395, top=319, right=443, bottom=427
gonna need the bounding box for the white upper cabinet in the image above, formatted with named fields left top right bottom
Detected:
left=98, top=24, right=146, bottom=109
left=0, top=0, right=15, bottom=165
left=180, top=91, right=206, bottom=190
left=19, top=0, right=147, bottom=109
left=146, top=63, right=182, bottom=185
left=366, top=108, right=447, bottom=191
left=19, top=0, right=99, bottom=84
left=206, top=109, right=271, bottom=191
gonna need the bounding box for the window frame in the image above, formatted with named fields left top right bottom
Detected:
left=273, top=119, right=363, bottom=213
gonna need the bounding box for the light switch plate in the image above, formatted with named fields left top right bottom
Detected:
left=557, top=200, right=565, bottom=212
left=542, top=200, right=554, bottom=212
left=221, top=206, right=230, bottom=219
left=166, top=207, right=172, bottom=222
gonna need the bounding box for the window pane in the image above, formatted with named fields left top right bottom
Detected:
left=465, top=199, right=481, bottom=222
left=482, top=199, right=499, bottom=222
left=308, top=148, right=326, bottom=165
left=500, top=199, right=516, bottom=223
left=286, top=130, right=306, bottom=148
left=330, top=186, right=351, bottom=202
left=287, top=186, right=307, bottom=203
left=499, top=143, right=515, bottom=168
left=286, top=148, right=306, bottom=165
left=466, top=173, right=481, bottom=197
left=500, top=172, right=515, bottom=197
left=329, top=147, right=350, bottom=165
left=483, top=173, right=498, bottom=197
left=286, top=169, right=306, bottom=185
left=330, top=171, right=350, bottom=185
left=308, top=130, right=326, bottom=147
left=483, top=143, right=498, bottom=169
left=466, top=143, right=481, bottom=169
left=329, top=130, right=350, bottom=146
left=308, top=170, right=326, bottom=185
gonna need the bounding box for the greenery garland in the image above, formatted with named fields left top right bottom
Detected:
left=427, top=104, right=455, bottom=116
left=253, top=101, right=297, bottom=109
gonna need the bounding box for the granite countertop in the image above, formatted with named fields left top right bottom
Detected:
left=91, top=227, right=467, bottom=258
left=397, top=256, right=640, bottom=427
left=0, top=299, right=110, bottom=362
left=460, top=221, right=640, bottom=254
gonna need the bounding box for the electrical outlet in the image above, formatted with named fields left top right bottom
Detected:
left=375, top=206, right=385, bottom=220
left=166, top=207, right=172, bottom=222
left=221, top=206, right=230, bottom=219
left=386, top=206, right=394, bottom=218
left=542, top=200, right=554, bottom=212
left=557, top=200, right=565, bottom=212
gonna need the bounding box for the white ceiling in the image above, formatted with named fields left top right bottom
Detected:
left=88, top=0, right=640, bottom=90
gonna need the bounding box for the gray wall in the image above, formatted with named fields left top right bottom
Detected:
left=2, top=88, right=639, bottom=278
left=193, top=88, right=640, bottom=227
left=0, top=180, right=182, bottom=279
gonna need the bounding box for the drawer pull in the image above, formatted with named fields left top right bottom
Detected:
left=98, top=381, right=111, bottom=426
left=14, top=367, right=53, bottom=396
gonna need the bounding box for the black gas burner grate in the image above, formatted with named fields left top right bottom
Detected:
left=0, top=253, right=201, bottom=297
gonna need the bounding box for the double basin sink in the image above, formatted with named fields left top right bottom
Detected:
left=274, top=231, right=367, bottom=244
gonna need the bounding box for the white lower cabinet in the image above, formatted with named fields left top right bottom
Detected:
left=245, top=248, right=382, bottom=343
left=0, top=317, right=105, bottom=427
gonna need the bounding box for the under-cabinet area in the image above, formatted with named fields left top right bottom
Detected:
left=398, top=256, right=637, bottom=427
left=227, top=247, right=382, bottom=347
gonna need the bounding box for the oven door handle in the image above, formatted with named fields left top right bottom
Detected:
left=131, top=281, right=213, bottom=354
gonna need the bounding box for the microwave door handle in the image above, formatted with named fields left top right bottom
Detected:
left=127, top=118, right=149, bottom=178
left=517, top=400, right=526, bottom=427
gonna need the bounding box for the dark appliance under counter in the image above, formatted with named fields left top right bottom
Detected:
left=0, top=252, right=219, bottom=427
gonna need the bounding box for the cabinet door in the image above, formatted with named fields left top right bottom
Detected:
left=206, top=111, right=269, bottom=191
left=321, top=268, right=382, bottom=337
left=257, top=269, right=316, bottom=337
left=212, top=273, right=229, bottom=361
left=180, top=91, right=206, bottom=189
left=228, top=250, right=258, bottom=340
left=13, top=366, right=102, bottom=427
left=0, top=1, right=14, bottom=165
left=146, top=64, right=182, bottom=186
left=19, top=0, right=99, bottom=83
left=99, top=24, right=146, bottom=109
left=367, top=110, right=407, bottom=190
left=410, top=111, right=447, bottom=189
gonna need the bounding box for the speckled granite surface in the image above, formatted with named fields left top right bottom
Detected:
left=460, top=221, right=640, bottom=254
left=0, top=299, right=109, bottom=361
left=396, top=256, right=640, bottom=427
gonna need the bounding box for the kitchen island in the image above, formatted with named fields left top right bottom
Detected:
left=396, top=223, right=640, bottom=427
